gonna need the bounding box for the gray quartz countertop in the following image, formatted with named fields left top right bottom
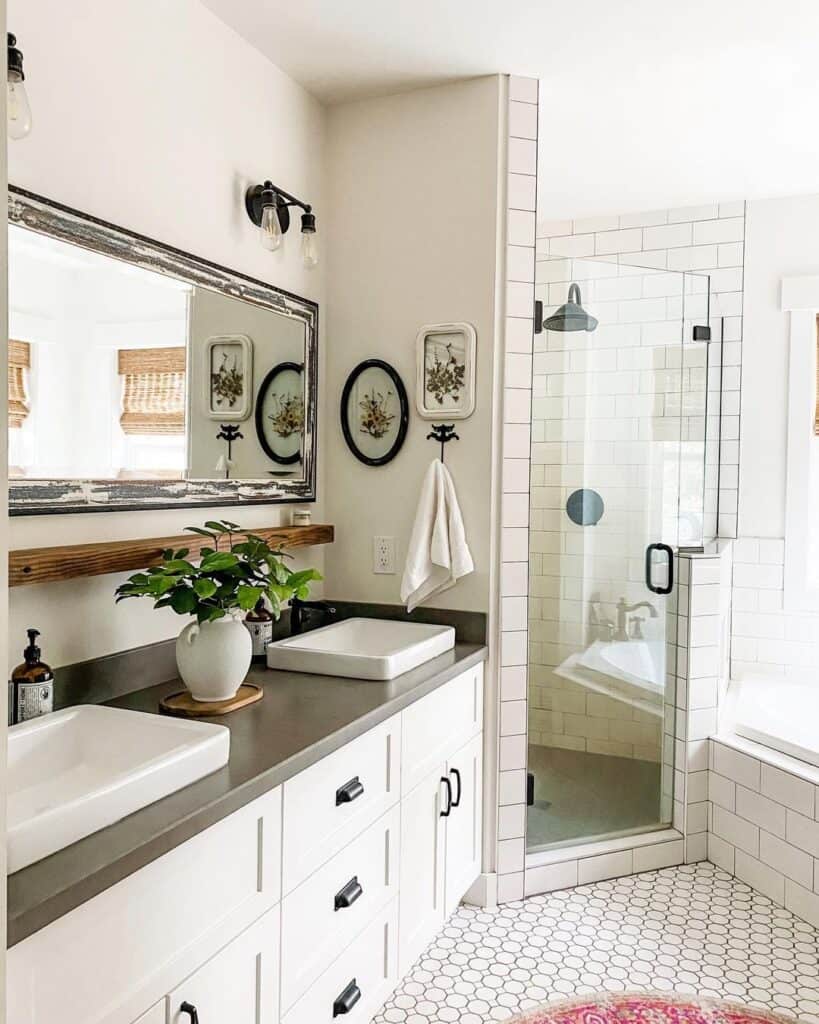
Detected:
left=7, top=643, right=488, bottom=948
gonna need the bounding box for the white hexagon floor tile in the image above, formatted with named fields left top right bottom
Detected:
left=374, top=863, right=819, bottom=1024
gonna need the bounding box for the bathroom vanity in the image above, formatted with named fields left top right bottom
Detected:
left=7, top=649, right=486, bottom=1024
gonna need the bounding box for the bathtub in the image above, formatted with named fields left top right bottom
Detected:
left=730, top=676, right=819, bottom=767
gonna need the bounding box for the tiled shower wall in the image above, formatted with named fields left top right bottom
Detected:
left=527, top=258, right=710, bottom=764
left=536, top=205, right=745, bottom=538
left=496, top=77, right=758, bottom=901
left=496, top=74, right=539, bottom=905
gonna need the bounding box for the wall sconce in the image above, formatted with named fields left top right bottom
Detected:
left=245, top=181, right=318, bottom=268
left=7, top=32, right=32, bottom=140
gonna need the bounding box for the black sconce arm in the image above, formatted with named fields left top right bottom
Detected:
left=245, top=180, right=314, bottom=235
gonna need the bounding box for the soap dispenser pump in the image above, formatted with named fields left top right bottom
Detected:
left=11, top=628, right=54, bottom=724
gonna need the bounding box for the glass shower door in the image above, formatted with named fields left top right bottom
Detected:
left=526, top=257, right=709, bottom=852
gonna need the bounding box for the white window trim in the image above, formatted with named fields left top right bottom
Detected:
left=783, top=276, right=819, bottom=610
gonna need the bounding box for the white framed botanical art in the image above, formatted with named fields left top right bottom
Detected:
left=204, top=334, right=253, bottom=421
left=415, top=322, right=477, bottom=420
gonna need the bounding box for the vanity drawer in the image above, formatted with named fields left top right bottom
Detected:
left=281, top=803, right=400, bottom=1011
left=282, top=714, right=401, bottom=894
left=8, top=787, right=282, bottom=1024
left=402, top=663, right=483, bottom=794
left=281, top=899, right=398, bottom=1024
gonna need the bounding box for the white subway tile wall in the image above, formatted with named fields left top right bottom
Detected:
left=496, top=76, right=540, bottom=903
left=709, top=736, right=819, bottom=928
left=676, top=547, right=733, bottom=863
left=536, top=203, right=744, bottom=541
left=730, top=536, right=819, bottom=679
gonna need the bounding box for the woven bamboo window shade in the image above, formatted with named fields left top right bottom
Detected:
left=118, top=347, right=186, bottom=436
left=9, top=339, right=31, bottom=429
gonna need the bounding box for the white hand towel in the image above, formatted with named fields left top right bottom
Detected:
left=400, top=459, right=474, bottom=612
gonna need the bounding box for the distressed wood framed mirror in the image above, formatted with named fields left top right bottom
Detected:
left=7, top=186, right=318, bottom=515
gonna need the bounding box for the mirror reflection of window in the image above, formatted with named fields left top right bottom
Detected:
left=117, top=346, right=186, bottom=479
left=8, top=224, right=191, bottom=480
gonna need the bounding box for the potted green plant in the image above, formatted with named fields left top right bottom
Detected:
left=115, top=520, right=322, bottom=702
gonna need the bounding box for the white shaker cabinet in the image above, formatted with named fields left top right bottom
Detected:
left=398, top=765, right=447, bottom=974
left=166, top=907, right=280, bottom=1024
left=9, top=658, right=485, bottom=1024
left=444, top=731, right=484, bottom=918
left=131, top=1006, right=165, bottom=1024
left=398, top=702, right=484, bottom=975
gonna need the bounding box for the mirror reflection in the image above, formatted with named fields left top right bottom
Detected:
left=8, top=223, right=308, bottom=483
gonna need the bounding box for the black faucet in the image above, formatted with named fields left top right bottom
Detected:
left=289, top=596, right=337, bottom=635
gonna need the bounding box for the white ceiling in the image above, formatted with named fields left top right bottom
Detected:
left=202, top=0, right=819, bottom=217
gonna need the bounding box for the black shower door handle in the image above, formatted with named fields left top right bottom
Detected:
left=645, top=543, right=674, bottom=595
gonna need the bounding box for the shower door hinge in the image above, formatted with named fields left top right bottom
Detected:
left=534, top=300, right=543, bottom=334
left=692, top=325, right=711, bottom=342
left=526, top=772, right=535, bottom=806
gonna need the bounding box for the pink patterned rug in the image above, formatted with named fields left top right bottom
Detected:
left=507, top=993, right=797, bottom=1024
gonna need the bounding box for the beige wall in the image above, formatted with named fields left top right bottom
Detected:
left=7, top=0, right=327, bottom=668
left=324, top=77, right=502, bottom=611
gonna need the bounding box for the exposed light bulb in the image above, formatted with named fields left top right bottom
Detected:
left=260, top=201, right=283, bottom=251
left=301, top=211, right=318, bottom=268
left=7, top=33, right=31, bottom=140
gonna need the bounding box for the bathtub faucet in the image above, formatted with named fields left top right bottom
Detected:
left=615, top=598, right=657, bottom=642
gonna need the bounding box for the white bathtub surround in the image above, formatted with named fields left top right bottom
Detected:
left=374, top=862, right=819, bottom=1024
left=495, top=75, right=539, bottom=903
left=401, top=460, right=474, bottom=612
left=730, top=677, right=819, bottom=767
left=710, top=734, right=819, bottom=928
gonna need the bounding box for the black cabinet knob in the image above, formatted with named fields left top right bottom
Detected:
left=334, top=875, right=364, bottom=911
left=333, top=979, right=362, bottom=1017
left=336, top=776, right=365, bottom=806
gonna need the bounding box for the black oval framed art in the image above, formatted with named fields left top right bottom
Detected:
left=340, top=359, right=409, bottom=467
left=255, top=361, right=305, bottom=465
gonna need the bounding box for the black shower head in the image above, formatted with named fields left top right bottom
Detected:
left=543, top=283, right=598, bottom=333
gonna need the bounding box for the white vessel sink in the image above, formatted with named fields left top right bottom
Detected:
left=266, top=617, right=456, bottom=680
left=7, top=705, right=230, bottom=873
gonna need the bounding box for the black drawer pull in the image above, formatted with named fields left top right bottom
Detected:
left=180, top=1003, right=199, bottom=1024
left=336, top=776, right=364, bottom=806
left=440, top=776, right=453, bottom=817
left=450, top=767, right=462, bottom=808
left=333, top=979, right=362, bottom=1017
left=334, top=875, right=364, bottom=911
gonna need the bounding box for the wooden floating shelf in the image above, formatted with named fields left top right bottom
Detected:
left=9, top=524, right=335, bottom=588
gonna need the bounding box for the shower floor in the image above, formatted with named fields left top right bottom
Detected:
left=527, top=744, right=663, bottom=850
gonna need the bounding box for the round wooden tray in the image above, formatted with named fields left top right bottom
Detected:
left=159, top=683, right=263, bottom=718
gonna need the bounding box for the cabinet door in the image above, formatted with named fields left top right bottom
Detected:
left=444, top=731, right=483, bottom=917
left=131, top=1005, right=166, bottom=1024
left=398, top=765, right=446, bottom=976
left=168, top=906, right=279, bottom=1024
left=402, top=665, right=483, bottom=795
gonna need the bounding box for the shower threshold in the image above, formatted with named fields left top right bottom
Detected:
left=524, top=826, right=684, bottom=897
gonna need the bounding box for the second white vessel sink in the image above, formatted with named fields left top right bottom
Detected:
left=266, top=617, right=456, bottom=680
left=7, top=705, right=230, bottom=873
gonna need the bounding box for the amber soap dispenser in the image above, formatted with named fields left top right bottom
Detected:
left=11, top=628, right=54, bottom=724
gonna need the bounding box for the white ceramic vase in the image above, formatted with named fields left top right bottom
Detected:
left=175, top=614, right=252, bottom=702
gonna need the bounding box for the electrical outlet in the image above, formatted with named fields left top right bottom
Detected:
left=373, top=536, right=396, bottom=574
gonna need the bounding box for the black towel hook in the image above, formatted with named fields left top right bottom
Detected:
left=426, top=423, right=459, bottom=463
